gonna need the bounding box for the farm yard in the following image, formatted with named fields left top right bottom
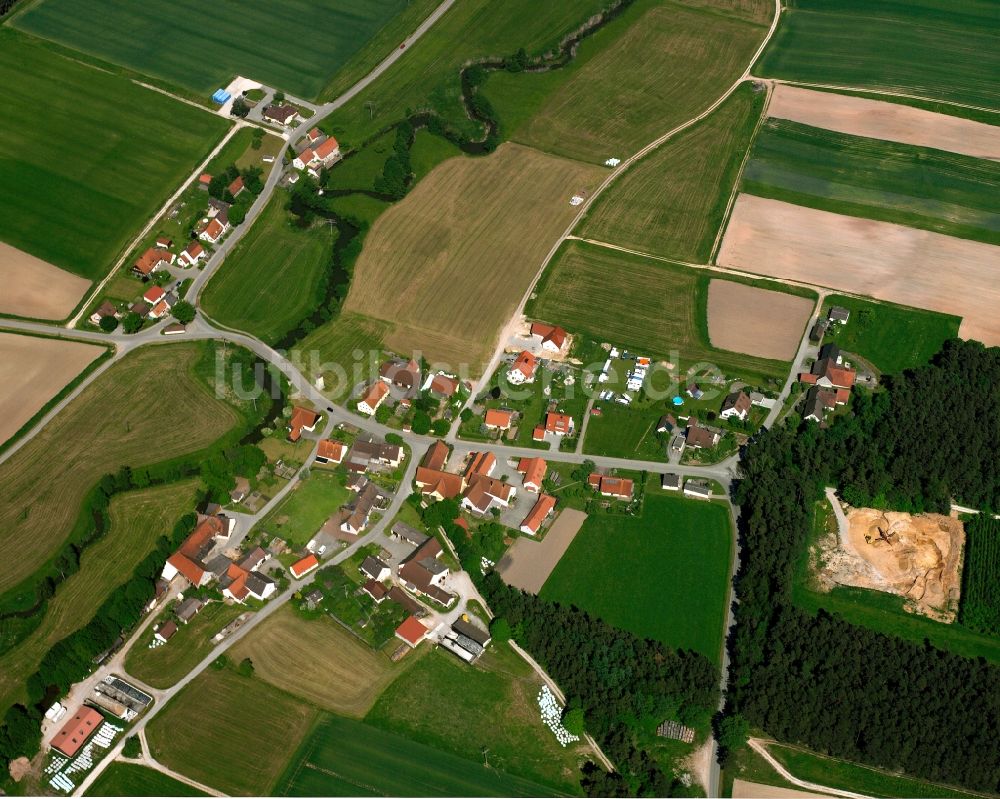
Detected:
left=818, top=295, right=960, bottom=375
left=540, top=488, right=733, bottom=661
left=276, top=714, right=560, bottom=797
left=706, top=280, right=813, bottom=360
left=201, top=194, right=335, bottom=344
left=0, top=333, right=106, bottom=447
left=229, top=606, right=408, bottom=717
left=366, top=646, right=588, bottom=795
left=484, top=0, right=772, bottom=163
left=85, top=762, right=208, bottom=797
left=0, top=242, right=91, bottom=320
left=527, top=239, right=796, bottom=386
left=0, top=481, right=198, bottom=713
left=497, top=508, right=588, bottom=594
left=575, top=82, right=766, bottom=261
left=754, top=0, right=1000, bottom=110
left=343, top=143, right=605, bottom=370
left=13, top=0, right=412, bottom=100
left=716, top=195, right=1000, bottom=346
left=147, top=667, right=318, bottom=796
left=0, top=343, right=244, bottom=597
left=765, top=84, right=1000, bottom=160
left=0, top=30, right=229, bottom=284
left=741, top=119, right=1000, bottom=246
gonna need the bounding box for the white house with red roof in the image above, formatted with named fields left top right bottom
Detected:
left=507, top=350, right=537, bottom=384
left=292, top=147, right=315, bottom=171
left=143, top=286, right=165, bottom=306
left=178, top=241, right=205, bottom=267
left=357, top=381, right=389, bottom=415
left=198, top=216, right=229, bottom=244
left=290, top=553, right=319, bottom=579
left=530, top=322, right=568, bottom=353
left=314, top=136, right=340, bottom=163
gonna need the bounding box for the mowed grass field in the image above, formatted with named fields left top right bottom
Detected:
left=820, top=295, right=960, bottom=375
left=276, top=713, right=562, bottom=797
left=230, top=606, right=408, bottom=717
left=14, top=0, right=410, bottom=99
left=85, top=762, right=207, bottom=797
left=343, top=143, right=605, bottom=371
left=541, top=489, right=733, bottom=661
left=201, top=195, right=334, bottom=344
left=754, top=0, right=1000, bottom=110
left=258, top=471, right=352, bottom=548
left=147, top=667, right=319, bottom=796
left=296, top=312, right=392, bottom=402
left=0, top=481, right=198, bottom=713
left=486, top=0, right=771, bottom=163
left=0, top=31, right=229, bottom=282
left=366, top=646, right=586, bottom=794
left=576, top=82, right=766, bottom=260
left=742, top=119, right=1000, bottom=245
left=0, top=343, right=243, bottom=597
left=528, top=240, right=794, bottom=385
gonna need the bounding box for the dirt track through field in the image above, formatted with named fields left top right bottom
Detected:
left=0, top=332, right=104, bottom=445
left=0, top=241, right=90, bottom=319
left=717, top=195, right=1000, bottom=345
left=707, top=280, right=812, bottom=360
left=733, top=779, right=829, bottom=799
left=497, top=508, right=587, bottom=594
left=767, top=84, right=1000, bottom=160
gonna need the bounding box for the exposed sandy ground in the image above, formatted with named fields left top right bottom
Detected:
left=817, top=507, right=964, bottom=622
left=733, top=779, right=829, bottom=799
left=768, top=84, right=1000, bottom=160
left=707, top=279, right=812, bottom=360
left=717, top=195, right=1000, bottom=345
left=0, top=241, right=90, bottom=319
left=497, top=508, right=587, bottom=594
left=0, top=332, right=104, bottom=445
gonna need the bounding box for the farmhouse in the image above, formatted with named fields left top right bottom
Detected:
left=51, top=706, right=104, bottom=757
left=288, top=406, right=321, bottom=441
left=360, top=556, right=390, bottom=582
left=588, top=474, right=634, bottom=501
left=530, top=322, right=568, bottom=352
left=508, top=351, right=537, bottom=384
left=425, top=372, right=460, bottom=398
left=315, top=136, right=341, bottom=163
left=484, top=408, right=514, bottom=430
left=162, top=515, right=233, bottom=587
left=198, top=216, right=229, bottom=244
left=720, top=390, right=751, bottom=421
left=801, top=345, right=857, bottom=390
left=395, top=615, right=430, bottom=648
left=520, top=493, right=556, bottom=535
left=357, top=381, right=390, bottom=415
left=380, top=358, right=421, bottom=392
left=422, top=440, right=450, bottom=471
left=517, top=457, right=547, bottom=492
left=461, top=474, right=515, bottom=515
left=544, top=412, right=574, bottom=436
left=178, top=241, right=205, bottom=267
left=465, top=451, right=496, bottom=478
left=399, top=537, right=454, bottom=605
left=290, top=553, right=319, bottom=579
left=803, top=386, right=841, bottom=423
left=132, top=247, right=174, bottom=279
left=262, top=104, right=299, bottom=126
left=685, top=419, right=720, bottom=450
left=415, top=467, right=464, bottom=500
left=683, top=479, right=712, bottom=500
left=315, top=439, right=346, bottom=465
left=293, top=147, right=316, bottom=171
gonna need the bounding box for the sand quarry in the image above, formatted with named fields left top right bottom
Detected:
left=767, top=84, right=1000, bottom=161
left=0, top=332, right=105, bottom=445
left=717, top=195, right=1000, bottom=345
left=817, top=505, right=964, bottom=622
left=498, top=508, right=587, bottom=594
left=707, top=279, right=813, bottom=360
left=0, top=241, right=90, bottom=320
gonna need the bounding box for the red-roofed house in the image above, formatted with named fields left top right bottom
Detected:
left=315, top=136, right=340, bottom=163
left=155, top=236, right=173, bottom=249
left=465, top=451, right=496, bottom=478
left=364, top=579, right=387, bottom=603
left=228, top=176, right=244, bottom=197
left=198, top=216, right=229, bottom=244
left=532, top=425, right=545, bottom=441
left=544, top=412, right=574, bottom=436
left=461, top=474, right=515, bottom=515
left=148, top=300, right=169, bottom=320
left=517, top=457, right=547, bottom=492
left=143, top=286, right=165, bottom=306
left=161, top=516, right=230, bottom=587
left=520, top=494, right=556, bottom=535
left=52, top=707, right=103, bottom=757
left=530, top=322, right=568, bottom=352
left=132, top=247, right=174, bottom=278
left=484, top=408, right=513, bottom=430
left=415, top=467, right=464, bottom=500
left=293, top=147, right=316, bottom=171
left=508, top=351, right=537, bottom=384
left=290, top=553, right=319, bottom=579
left=178, top=241, right=205, bottom=267
left=357, top=381, right=389, bottom=415
left=288, top=406, right=321, bottom=441
left=427, top=373, right=459, bottom=398
left=395, top=615, right=430, bottom=648
left=422, top=440, right=449, bottom=471
left=589, top=474, right=634, bottom=501
left=316, top=439, right=346, bottom=465
left=306, top=127, right=323, bottom=144
left=198, top=173, right=212, bottom=187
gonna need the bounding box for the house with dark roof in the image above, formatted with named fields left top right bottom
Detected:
left=661, top=472, right=681, bottom=491
left=360, top=555, right=390, bottom=582
left=461, top=474, right=515, bottom=515
left=828, top=306, right=850, bottom=324
left=380, top=358, right=421, bottom=393
left=719, top=390, right=751, bottom=421
left=391, top=522, right=429, bottom=547
left=363, top=579, right=388, bottom=603
left=685, top=419, right=720, bottom=450
left=398, top=537, right=455, bottom=606
left=262, top=104, right=299, bottom=125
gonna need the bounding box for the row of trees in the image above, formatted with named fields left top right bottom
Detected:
left=724, top=339, right=1000, bottom=792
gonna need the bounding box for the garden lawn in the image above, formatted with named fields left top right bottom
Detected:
left=583, top=403, right=667, bottom=462
left=86, top=762, right=207, bottom=797
left=541, top=490, right=732, bottom=661
left=742, top=119, right=1000, bottom=246
left=820, top=295, right=960, bottom=375
left=754, top=0, right=1000, bottom=110
left=15, top=0, right=411, bottom=99
left=201, top=195, right=334, bottom=344
left=0, top=30, right=230, bottom=281
left=366, top=646, right=586, bottom=795
left=258, top=471, right=353, bottom=548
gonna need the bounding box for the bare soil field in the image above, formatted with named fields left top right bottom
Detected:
left=716, top=195, right=1000, bottom=344
left=767, top=84, right=1000, bottom=160
left=0, top=333, right=105, bottom=445
left=229, top=605, right=408, bottom=717
left=0, top=242, right=90, bottom=319
left=817, top=506, right=964, bottom=622
left=707, top=280, right=813, bottom=360
left=733, top=779, right=828, bottom=799
left=497, top=508, right=587, bottom=594
left=344, top=143, right=605, bottom=372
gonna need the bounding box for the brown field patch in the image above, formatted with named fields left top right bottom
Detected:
left=344, top=143, right=605, bottom=372
left=733, top=779, right=828, bottom=799
left=716, top=195, right=1000, bottom=344
left=0, top=241, right=90, bottom=320
left=230, top=604, right=409, bottom=717
left=0, top=333, right=105, bottom=445
left=497, top=508, right=587, bottom=594
left=706, top=280, right=813, bottom=360
left=767, top=84, right=1000, bottom=160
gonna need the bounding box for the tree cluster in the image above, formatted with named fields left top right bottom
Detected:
left=373, top=121, right=413, bottom=199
